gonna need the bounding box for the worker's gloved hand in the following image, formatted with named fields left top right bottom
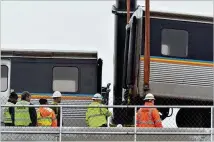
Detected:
left=106, top=88, right=111, bottom=93
left=158, top=108, right=172, bottom=120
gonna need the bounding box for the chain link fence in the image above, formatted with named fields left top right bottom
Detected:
left=0, top=103, right=213, bottom=142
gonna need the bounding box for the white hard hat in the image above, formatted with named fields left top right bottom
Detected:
left=144, top=93, right=155, bottom=101
left=92, top=93, right=103, bottom=100
left=117, top=124, right=123, bottom=127
left=52, top=91, right=62, bottom=98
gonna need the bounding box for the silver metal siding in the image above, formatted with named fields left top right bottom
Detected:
left=139, top=61, right=213, bottom=99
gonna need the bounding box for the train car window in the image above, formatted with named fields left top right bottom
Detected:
left=53, top=67, right=78, bottom=92
left=161, top=29, right=188, bottom=57
left=1, top=65, right=8, bottom=92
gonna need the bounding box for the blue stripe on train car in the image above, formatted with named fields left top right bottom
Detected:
left=141, top=55, right=213, bottom=63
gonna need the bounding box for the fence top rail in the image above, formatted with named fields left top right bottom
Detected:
left=1, top=127, right=211, bottom=131
left=1, top=105, right=213, bottom=108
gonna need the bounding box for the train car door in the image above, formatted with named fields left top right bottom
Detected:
left=1, top=60, right=11, bottom=104
left=1, top=59, right=11, bottom=124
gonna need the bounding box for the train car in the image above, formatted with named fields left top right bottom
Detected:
left=0, top=48, right=107, bottom=126
left=1, top=48, right=102, bottom=101
left=120, top=6, right=213, bottom=127
left=140, top=9, right=213, bottom=102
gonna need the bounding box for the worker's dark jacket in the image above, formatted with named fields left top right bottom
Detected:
left=29, top=103, right=37, bottom=126
left=50, top=102, right=63, bottom=127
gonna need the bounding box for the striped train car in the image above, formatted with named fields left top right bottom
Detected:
left=139, top=10, right=213, bottom=102
left=1, top=49, right=103, bottom=126
left=121, top=7, right=213, bottom=127
left=1, top=49, right=101, bottom=101
left=137, top=10, right=214, bottom=127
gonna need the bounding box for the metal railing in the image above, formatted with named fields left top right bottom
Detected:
left=0, top=104, right=213, bottom=142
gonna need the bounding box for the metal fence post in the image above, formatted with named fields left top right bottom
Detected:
left=59, top=106, right=62, bottom=142
left=0, top=105, right=2, bottom=141
left=134, top=106, right=137, bottom=142
left=211, top=106, right=213, bottom=142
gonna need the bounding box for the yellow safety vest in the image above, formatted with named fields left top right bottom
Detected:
left=85, top=102, right=112, bottom=127
left=3, top=102, right=14, bottom=124
left=15, top=100, right=32, bottom=126
left=37, top=110, right=52, bottom=127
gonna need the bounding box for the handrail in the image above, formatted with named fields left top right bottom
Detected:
left=1, top=105, right=213, bottom=108
left=1, top=105, right=213, bottom=142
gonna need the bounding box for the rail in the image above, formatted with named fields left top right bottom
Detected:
left=0, top=105, right=213, bottom=142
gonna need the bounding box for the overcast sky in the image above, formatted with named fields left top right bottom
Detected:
left=1, top=0, right=213, bottom=94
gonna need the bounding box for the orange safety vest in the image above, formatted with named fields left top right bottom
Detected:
left=37, top=107, right=57, bottom=127
left=136, top=102, right=163, bottom=128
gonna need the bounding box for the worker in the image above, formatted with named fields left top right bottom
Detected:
left=85, top=93, right=112, bottom=127
left=37, top=99, right=57, bottom=127
left=50, top=91, right=62, bottom=127
left=3, top=92, right=18, bottom=126
left=14, top=91, right=37, bottom=126
left=136, top=93, right=163, bottom=128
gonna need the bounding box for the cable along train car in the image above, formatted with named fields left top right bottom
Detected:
left=121, top=7, right=213, bottom=128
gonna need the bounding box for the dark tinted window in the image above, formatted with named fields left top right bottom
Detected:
left=53, top=67, right=78, bottom=92
left=1, top=65, right=8, bottom=92
left=161, top=29, right=188, bottom=57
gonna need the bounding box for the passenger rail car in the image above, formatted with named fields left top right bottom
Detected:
left=139, top=11, right=213, bottom=105
left=140, top=10, right=213, bottom=128
left=123, top=7, right=213, bottom=127
left=1, top=49, right=102, bottom=104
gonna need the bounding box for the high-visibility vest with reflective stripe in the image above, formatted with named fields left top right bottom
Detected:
left=37, top=110, right=52, bottom=127
left=137, top=108, right=154, bottom=126
left=137, top=107, right=162, bottom=128
left=86, top=102, right=111, bottom=127
left=15, top=100, right=31, bottom=126
left=3, top=102, right=14, bottom=124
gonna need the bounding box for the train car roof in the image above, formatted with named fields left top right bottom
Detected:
left=113, top=5, right=213, bottom=23
left=149, top=9, right=213, bottom=24
left=126, top=6, right=213, bottom=30
left=1, top=47, right=98, bottom=59
left=1, top=47, right=97, bottom=53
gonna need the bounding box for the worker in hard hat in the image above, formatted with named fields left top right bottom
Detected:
left=50, top=91, right=62, bottom=127
left=37, top=99, right=57, bottom=127
left=136, top=93, right=163, bottom=128
left=3, top=92, right=18, bottom=126
left=14, top=91, right=37, bottom=126
left=85, top=93, right=112, bottom=127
